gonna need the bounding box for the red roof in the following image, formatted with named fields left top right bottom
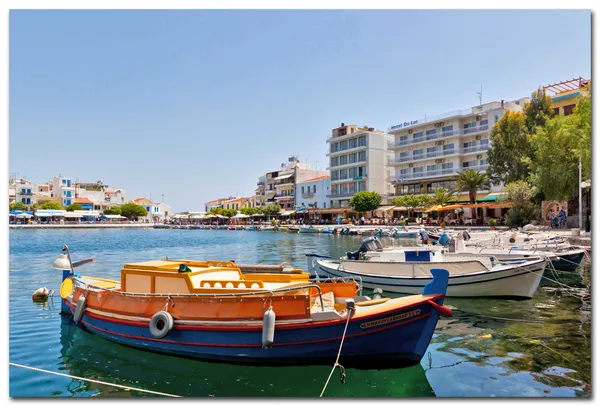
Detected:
left=134, top=198, right=154, bottom=205
left=297, top=175, right=330, bottom=183
left=74, top=198, right=93, bottom=204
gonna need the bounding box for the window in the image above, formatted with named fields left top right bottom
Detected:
left=349, top=182, right=356, bottom=193
left=146, top=206, right=150, bottom=212
left=62, top=179, right=66, bottom=184
left=26, top=198, right=30, bottom=204
left=331, top=171, right=339, bottom=181
left=349, top=138, right=357, bottom=149
left=67, top=180, right=71, bottom=187
left=331, top=143, right=339, bottom=153
left=399, top=151, right=409, bottom=160
left=339, top=155, right=348, bottom=165
left=341, top=169, right=348, bottom=179
left=340, top=141, right=348, bottom=151
left=27, top=189, right=31, bottom=194
left=563, top=104, right=576, bottom=116
left=22, top=198, right=26, bottom=203
left=553, top=107, right=560, bottom=116
left=360, top=181, right=367, bottom=191
left=323, top=202, right=326, bottom=208
left=301, top=186, right=304, bottom=193
left=442, top=125, right=453, bottom=133
left=413, top=148, right=423, bottom=157
left=463, top=141, right=474, bottom=148
left=480, top=138, right=489, bottom=146
left=400, top=135, right=408, bottom=144
left=358, top=166, right=367, bottom=177
left=480, top=159, right=488, bottom=166
left=427, top=164, right=438, bottom=172
left=358, top=151, right=367, bottom=162
left=479, top=119, right=488, bottom=126
left=313, top=185, right=316, bottom=193
left=412, top=132, right=423, bottom=141
left=331, top=157, right=339, bottom=167
left=426, top=129, right=436, bottom=137
left=349, top=167, right=356, bottom=178
left=413, top=166, right=423, bottom=174
left=400, top=168, right=409, bottom=176
left=443, top=143, right=454, bottom=154
left=349, top=153, right=357, bottom=163
left=358, top=136, right=367, bottom=146
left=442, top=163, right=453, bottom=170
left=495, top=115, right=499, bottom=122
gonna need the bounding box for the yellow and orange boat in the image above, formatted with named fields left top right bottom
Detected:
left=55, top=245, right=452, bottom=369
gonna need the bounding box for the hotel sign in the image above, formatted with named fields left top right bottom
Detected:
left=391, top=120, right=420, bottom=130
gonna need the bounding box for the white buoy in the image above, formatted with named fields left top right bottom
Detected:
left=73, top=295, right=87, bottom=323
left=262, top=306, right=276, bottom=348
left=32, top=287, right=49, bottom=302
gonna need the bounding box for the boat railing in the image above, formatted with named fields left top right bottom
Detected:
left=73, top=278, right=327, bottom=311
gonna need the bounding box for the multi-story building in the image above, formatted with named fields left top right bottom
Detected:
left=543, top=77, right=590, bottom=117
left=255, top=175, right=267, bottom=207
left=296, top=175, right=330, bottom=213
left=51, top=176, right=75, bottom=207
left=75, top=181, right=129, bottom=211
left=260, top=156, right=328, bottom=211
left=204, top=198, right=229, bottom=212
left=388, top=98, right=529, bottom=201
left=223, top=197, right=247, bottom=211
left=10, top=178, right=36, bottom=207
left=133, top=198, right=172, bottom=222
left=245, top=195, right=258, bottom=208
left=326, top=124, right=394, bottom=209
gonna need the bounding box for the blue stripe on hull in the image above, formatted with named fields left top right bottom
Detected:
left=70, top=301, right=441, bottom=369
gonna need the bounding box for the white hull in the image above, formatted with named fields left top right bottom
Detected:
left=315, top=258, right=545, bottom=298
left=298, top=227, right=320, bottom=233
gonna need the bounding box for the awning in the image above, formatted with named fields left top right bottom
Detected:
left=232, top=213, right=250, bottom=219
left=101, top=214, right=126, bottom=219
left=16, top=213, right=32, bottom=218
left=273, top=173, right=293, bottom=181
left=251, top=213, right=265, bottom=217
left=374, top=206, right=396, bottom=213
left=64, top=212, right=84, bottom=218
left=425, top=205, right=443, bottom=213
left=480, top=193, right=506, bottom=202
left=279, top=211, right=296, bottom=216
left=35, top=210, right=65, bottom=217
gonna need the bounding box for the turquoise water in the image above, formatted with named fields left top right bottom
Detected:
left=9, top=229, right=591, bottom=397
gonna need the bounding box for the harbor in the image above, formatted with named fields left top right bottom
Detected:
left=9, top=227, right=591, bottom=397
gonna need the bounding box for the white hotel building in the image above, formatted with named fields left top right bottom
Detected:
left=388, top=98, right=528, bottom=200
left=326, top=124, right=394, bottom=209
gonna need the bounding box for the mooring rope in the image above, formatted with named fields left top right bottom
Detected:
left=320, top=309, right=353, bottom=397
left=9, top=362, right=181, bottom=397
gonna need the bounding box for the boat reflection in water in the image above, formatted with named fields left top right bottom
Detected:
left=58, top=316, right=435, bottom=397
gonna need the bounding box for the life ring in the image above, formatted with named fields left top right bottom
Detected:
left=149, top=311, right=174, bottom=338
left=73, top=295, right=86, bottom=323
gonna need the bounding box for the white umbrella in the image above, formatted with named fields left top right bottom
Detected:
left=232, top=213, right=250, bottom=219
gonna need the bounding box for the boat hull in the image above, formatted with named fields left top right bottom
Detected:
left=316, top=260, right=545, bottom=299
left=65, top=296, right=444, bottom=369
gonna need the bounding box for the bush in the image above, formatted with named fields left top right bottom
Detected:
left=488, top=219, right=497, bottom=227
left=505, top=204, right=538, bottom=227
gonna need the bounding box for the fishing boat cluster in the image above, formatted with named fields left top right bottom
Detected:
left=47, top=226, right=590, bottom=385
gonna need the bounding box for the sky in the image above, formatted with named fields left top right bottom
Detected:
left=8, top=9, right=591, bottom=212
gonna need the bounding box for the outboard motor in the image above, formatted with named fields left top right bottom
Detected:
left=346, top=237, right=384, bottom=260
left=438, top=232, right=450, bottom=246
left=462, top=230, right=471, bottom=241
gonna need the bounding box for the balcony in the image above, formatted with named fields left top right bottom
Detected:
left=327, top=191, right=356, bottom=198
left=461, top=145, right=490, bottom=154
left=462, top=125, right=489, bottom=135
left=302, top=192, right=314, bottom=199
left=328, top=144, right=368, bottom=157
left=275, top=194, right=295, bottom=200
left=392, top=168, right=457, bottom=183
left=388, top=125, right=490, bottom=148
left=461, top=165, right=489, bottom=173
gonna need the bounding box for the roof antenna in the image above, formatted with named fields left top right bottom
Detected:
left=477, top=85, right=483, bottom=105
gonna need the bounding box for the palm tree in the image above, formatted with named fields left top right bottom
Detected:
left=429, top=188, right=455, bottom=207
left=457, top=168, right=489, bottom=225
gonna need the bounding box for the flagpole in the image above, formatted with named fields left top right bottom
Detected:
left=579, top=154, right=582, bottom=230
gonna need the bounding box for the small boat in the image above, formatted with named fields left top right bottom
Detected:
left=320, top=227, right=335, bottom=234
left=298, top=225, right=320, bottom=233
left=260, top=226, right=276, bottom=232
left=310, top=237, right=547, bottom=299
left=54, top=245, right=453, bottom=369
left=287, top=226, right=300, bottom=233
left=245, top=225, right=259, bottom=231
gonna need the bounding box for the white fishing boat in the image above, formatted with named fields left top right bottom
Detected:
left=309, top=238, right=547, bottom=299
left=298, top=225, right=321, bottom=233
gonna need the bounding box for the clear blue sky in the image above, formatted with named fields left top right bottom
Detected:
left=9, top=10, right=591, bottom=212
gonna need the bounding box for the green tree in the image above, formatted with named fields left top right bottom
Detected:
left=40, top=201, right=62, bottom=210
left=222, top=208, right=237, bottom=218
left=10, top=202, right=28, bottom=211
left=502, top=181, right=538, bottom=227
left=103, top=206, right=121, bottom=215
left=263, top=204, right=281, bottom=216
left=530, top=90, right=591, bottom=202
left=119, top=202, right=148, bottom=219
left=65, top=203, right=83, bottom=212
left=428, top=188, right=455, bottom=207
left=487, top=110, right=533, bottom=185
left=457, top=168, right=489, bottom=225
left=240, top=207, right=257, bottom=216
left=392, top=194, right=430, bottom=219
left=349, top=191, right=381, bottom=217
left=523, top=87, right=554, bottom=135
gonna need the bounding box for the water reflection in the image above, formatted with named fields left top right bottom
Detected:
left=57, top=316, right=434, bottom=397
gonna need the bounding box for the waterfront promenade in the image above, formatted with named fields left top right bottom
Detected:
left=9, top=223, right=155, bottom=230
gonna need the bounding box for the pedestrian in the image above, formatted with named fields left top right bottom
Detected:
left=559, top=208, right=567, bottom=228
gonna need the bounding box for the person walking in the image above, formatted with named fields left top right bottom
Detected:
left=559, top=208, right=567, bottom=228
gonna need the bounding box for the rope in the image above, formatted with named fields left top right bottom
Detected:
left=9, top=362, right=181, bottom=397
left=319, top=309, right=353, bottom=397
